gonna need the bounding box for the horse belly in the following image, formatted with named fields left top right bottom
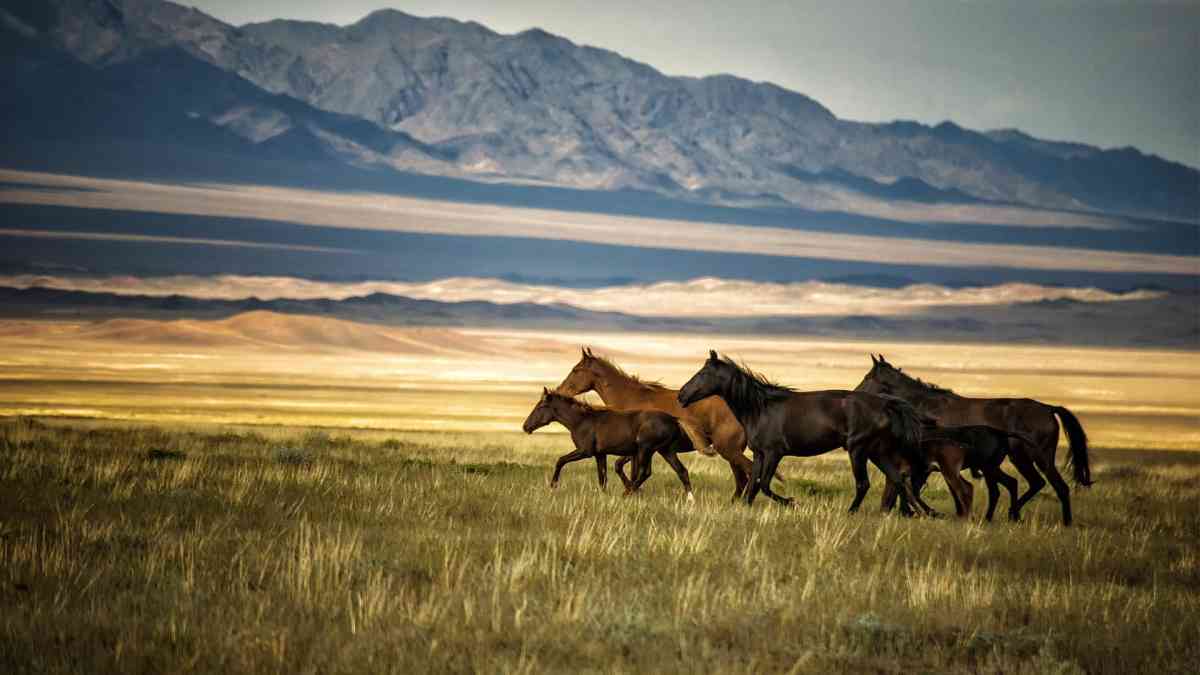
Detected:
left=778, top=415, right=844, bottom=456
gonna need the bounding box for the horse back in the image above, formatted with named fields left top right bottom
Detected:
left=927, top=396, right=1058, bottom=445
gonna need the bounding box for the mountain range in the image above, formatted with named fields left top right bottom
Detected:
left=1, top=0, right=1197, bottom=222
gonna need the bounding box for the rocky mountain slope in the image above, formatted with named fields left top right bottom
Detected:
left=3, top=0, right=1196, bottom=220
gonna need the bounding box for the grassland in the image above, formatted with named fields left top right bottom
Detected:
left=1, top=417, right=1197, bottom=674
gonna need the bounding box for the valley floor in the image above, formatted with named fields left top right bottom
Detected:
left=0, top=419, right=1196, bottom=673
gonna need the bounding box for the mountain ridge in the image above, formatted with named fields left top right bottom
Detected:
left=2, top=0, right=1197, bottom=221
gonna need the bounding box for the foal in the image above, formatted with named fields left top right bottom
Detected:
left=884, top=424, right=1029, bottom=520
left=522, top=388, right=696, bottom=501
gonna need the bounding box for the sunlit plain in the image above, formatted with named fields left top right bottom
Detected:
left=0, top=314, right=1196, bottom=450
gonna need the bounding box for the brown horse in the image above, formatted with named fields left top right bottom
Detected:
left=678, top=351, right=934, bottom=515
left=555, top=348, right=758, bottom=500
left=522, top=388, right=696, bottom=501
left=856, top=354, right=1092, bottom=526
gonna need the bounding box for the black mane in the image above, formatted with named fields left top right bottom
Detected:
left=877, top=362, right=955, bottom=396
left=718, top=356, right=795, bottom=418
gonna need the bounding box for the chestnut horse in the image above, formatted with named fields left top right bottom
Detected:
left=678, top=351, right=933, bottom=515
left=522, top=388, right=696, bottom=501
left=856, top=354, right=1092, bottom=526
left=556, top=348, right=759, bottom=500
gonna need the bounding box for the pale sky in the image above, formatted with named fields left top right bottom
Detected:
left=186, top=0, right=1198, bottom=167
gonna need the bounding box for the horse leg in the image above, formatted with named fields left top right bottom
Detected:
left=714, top=428, right=751, bottom=501
left=743, top=451, right=765, bottom=506
left=847, top=448, right=871, bottom=513
left=614, top=456, right=636, bottom=492
left=757, top=451, right=792, bottom=507
left=657, top=448, right=695, bottom=503
left=727, top=459, right=749, bottom=502
left=1009, top=451, right=1046, bottom=520
left=550, top=449, right=592, bottom=488
left=594, top=455, right=608, bottom=490
left=1037, top=459, right=1074, bottom=527
left=874, top=456, right=936, bottom=518
left=629, top=446, right=656, bottom=494
left=994, top=467, right=1021, bottom=522
left=879, top=477, right=899, bottom=512
left=983, top=468, right=1001, bottom=521
left=941, top=464, right=973, bottom=518
left=912, top=468, right=938, bottom=515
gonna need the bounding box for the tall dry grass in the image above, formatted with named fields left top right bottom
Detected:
left=0, top=418, right=1196, bottom=673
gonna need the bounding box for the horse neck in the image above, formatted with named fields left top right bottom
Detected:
left=550, top=400, right=590, bottom=431
left=592, top=366, right=648, bottom=408
left=719, top=373, right=773, bottom=429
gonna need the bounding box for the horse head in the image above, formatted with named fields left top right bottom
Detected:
left=555, top=347, right=601, bottom=397
left=678, top=350, right=732, bottom=407
left=522, top=387, right=558, bottom=433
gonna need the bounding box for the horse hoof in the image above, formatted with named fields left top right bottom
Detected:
left=685, top=492, right=696, bottom=504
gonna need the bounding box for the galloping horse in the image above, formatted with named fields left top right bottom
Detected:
left=556, top=348, right=758, bottom=500
left=677, top=351, right=933, bottom=514
left=522, top=388, right=697, bottom=501
left=856, top=355, right=1092, bottom=525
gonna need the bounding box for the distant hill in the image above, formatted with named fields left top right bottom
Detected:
left=2, top=0, right=1196, bottom=221
left=0, top=285, right=1194, bottom=349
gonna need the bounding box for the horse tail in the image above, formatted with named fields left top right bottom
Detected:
left=1053, top=406, right=1092, bottom=487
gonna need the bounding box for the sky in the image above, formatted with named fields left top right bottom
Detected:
left=182, top=0, right=1199, bottom=167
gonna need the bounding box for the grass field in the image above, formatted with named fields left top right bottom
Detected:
left=1, top=418, right=1197, bottom=674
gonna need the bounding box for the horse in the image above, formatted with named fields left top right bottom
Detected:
left=855, top=354, right=1092, bottom=526
left=555, top=348, right=760, bottom=500
left=522, top=388, right=696, bottom=501
left=677, top=351, right=933, bottom=515
left=881, top=423, right=1031, bottom=520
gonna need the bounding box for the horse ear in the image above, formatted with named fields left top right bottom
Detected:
left=708, top=349, right=718, bottom=361
left=877, top=353, right=888, bottom=365
left=581, top=347, right=588, bottom=358
left=870, top=354, right=878, bottom=365
left=543, top=386, right=550, bottom=395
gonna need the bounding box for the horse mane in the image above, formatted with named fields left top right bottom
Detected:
left=590, top=353, right=669, bottom=392
left=718, top=355, right=795, bottom=416
left=880, top=363, right=956, bottom=396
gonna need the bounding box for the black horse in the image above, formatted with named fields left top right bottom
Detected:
left=677, top=351, right=932, bottom=514
left=856, top=354, right=1092, bottom=525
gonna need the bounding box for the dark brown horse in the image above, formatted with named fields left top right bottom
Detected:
left=522, top=388, right=696, bottom=501
left=856, top=354, right=1092, bottom=525
left=555, top=348, right=759, bottom=500
left=882, top=423, right=1031, bottom=520
left=677, top=351, right=933, bottom=515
